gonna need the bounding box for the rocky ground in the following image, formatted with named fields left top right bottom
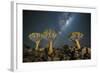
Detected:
left=23, top=45, right=91, bottom=62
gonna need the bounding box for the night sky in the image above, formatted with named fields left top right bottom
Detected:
left=23, top=10, right=91, bottom=48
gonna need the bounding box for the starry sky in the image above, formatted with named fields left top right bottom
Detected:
left=23, top=10, right=91, bottom=48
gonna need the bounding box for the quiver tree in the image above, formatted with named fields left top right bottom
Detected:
left=43, top=29, right=57, bottom=55
left=69, top=32, right=84, bottom=50
left=29, top=33, right=42, bottom=51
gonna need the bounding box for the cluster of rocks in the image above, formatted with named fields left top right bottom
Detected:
left=23, top=45, right=91, bottom=62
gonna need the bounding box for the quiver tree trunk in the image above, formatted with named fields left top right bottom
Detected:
left=75, top=39, right=80, bottom=50
left=35, top=40, right=40, bottom=51
left=48, top=40, right=53, bottom=55
left=69, top=32, right=83, bottom=50
left=28, top=32, right=42, bottom=51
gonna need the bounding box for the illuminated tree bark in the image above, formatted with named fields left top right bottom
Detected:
left=35, top=40, right=40, bottom=51
left=43, top=29, right=57, bottom=55
left=29, top=33, right=42, bottom=51
left=75, top=39, right=80, bottom=50
left=69, top=32, right=83, bottom=50
left=48, top=40, right=53, bottom=55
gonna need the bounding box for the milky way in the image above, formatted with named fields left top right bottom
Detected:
left=23, top=10, right=91, bottom=48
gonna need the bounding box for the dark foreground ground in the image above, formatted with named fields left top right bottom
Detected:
left=23, top=45, right=91, bottom=62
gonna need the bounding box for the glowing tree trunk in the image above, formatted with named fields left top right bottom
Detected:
left=43, top=29, right=57, bottom=55
left=69, top=32, right=83, bottom=50
left=75, top=39, right=80, bottom=50
left=35, top=40, right=40, bottom=51
left=48, top=40, right=53, bottom=55
left=29, top=33, right=42, bottom=51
